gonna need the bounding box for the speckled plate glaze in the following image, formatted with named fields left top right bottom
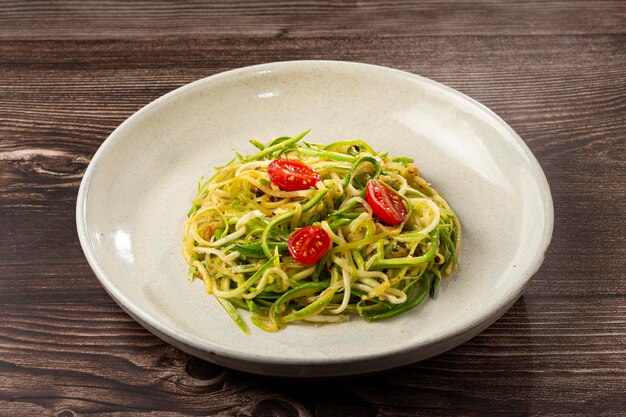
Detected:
left=76, top=61, right=553, bottom=377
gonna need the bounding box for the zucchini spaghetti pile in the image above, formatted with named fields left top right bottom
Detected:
left=183, top=130, right=461, bottom=333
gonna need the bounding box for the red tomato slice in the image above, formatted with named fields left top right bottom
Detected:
left=288, top=226, right=331, bottom=265
left=267, top=159, right=321, bottom=191
left=365, top=180, right=407, bottom=225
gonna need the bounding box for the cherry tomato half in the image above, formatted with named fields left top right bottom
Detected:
left=267, top=159, right=321, bottom=191
left=288, top=226, right=331, bottom=265
left=365, top=180, right=407, bottom=225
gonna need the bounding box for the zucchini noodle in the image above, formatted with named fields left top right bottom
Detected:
left=183, top=130, right=461, bottom=333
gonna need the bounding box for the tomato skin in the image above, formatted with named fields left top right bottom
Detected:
left=365, top=180, right=407, bottom=225
left=267, top=159, right=321, bottom=191
left=288, top=226, right=331, bottom=265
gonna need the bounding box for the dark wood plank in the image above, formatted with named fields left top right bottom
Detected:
left=1, top=1, right=625, bottom=416
left=0, top=0, right=625, bottom=40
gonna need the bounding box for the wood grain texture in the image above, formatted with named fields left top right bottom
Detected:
left=1, top=0, right=625, bottom=40
left=1, top=1, right=625, bottom=416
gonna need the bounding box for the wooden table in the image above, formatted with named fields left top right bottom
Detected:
left=1, top=1, right=625, bottom=415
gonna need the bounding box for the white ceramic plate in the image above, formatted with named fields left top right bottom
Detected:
left=77, top=61, right=553, bottom=377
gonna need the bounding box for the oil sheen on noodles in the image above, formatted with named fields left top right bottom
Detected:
left=183, top=130, right=461, bottom=333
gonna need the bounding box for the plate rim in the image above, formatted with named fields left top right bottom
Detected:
left=76, top=60, right=554, bottom=374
